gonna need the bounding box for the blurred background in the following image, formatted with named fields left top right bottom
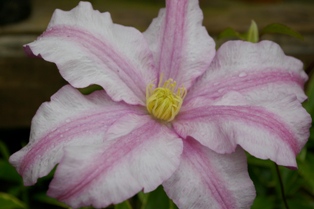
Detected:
left=0, top=0, right=314, bottom=208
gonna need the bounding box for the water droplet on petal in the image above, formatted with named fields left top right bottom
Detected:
left=238, top=72, right=247, bottom=77
left=213, top=82, right=220, bottom=86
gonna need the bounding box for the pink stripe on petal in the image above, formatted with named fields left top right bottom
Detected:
left=41, top=26, right=146, bottom=101
left=174, top=92, right=310, bottom=166
left=19, top=109, right=129, bottom=176
left=180, top=41, right=311, bottom=166
left=183, top=106, right=298, bottom=153
left=163, top=137, right=255, bottom=209
left=182, top=140, right=234, bottom=207
left=26, top=2, right=156, bottom=105
left=144, top=0, right=215, bottom=89
left=187, top=70, right=306, bottom=102
left=47, top=115, right=183, bottom=209
left=9, top=85, right=144, bottom=185
left=189, top=40, right=307, bottom=103
left=158, top=0, right=187, bottom=79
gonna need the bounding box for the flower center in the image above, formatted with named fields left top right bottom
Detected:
left=146, top=76, right=186, bottom=122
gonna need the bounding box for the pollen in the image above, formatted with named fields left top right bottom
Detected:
left=146, top=76, right=186, bottom=122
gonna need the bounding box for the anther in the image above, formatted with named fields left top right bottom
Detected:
left=146, top=76, right=186, bottom=122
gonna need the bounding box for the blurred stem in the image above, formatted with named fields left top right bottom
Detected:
left=274, top=163, right=289, bottom=209
left=20, top=185, right=29, bottom=209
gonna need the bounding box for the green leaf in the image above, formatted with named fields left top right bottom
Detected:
left=303, top=70, right=314, bottom=116
left=287, top=194, right=314, bottom=209
left=279, top=166, right=302, bottom=196
left=307, top=127, right=314, bottom=150
left=217, top=27, right=243, bottom=40
left=0, top=192, right=26, bottom=209
left=169, top=200, right=178, bottom=209
left=114, top=200, right=133, bottom=209
left=138, top=191, right=149, bottom=206
left=78, top=84, right=103, bottom=95
left=247, top=20, right=259, bottom=43
left=0, top=160, right=22, bottom=183
left=0, top=140, right=10, bottom=160
left=33, top=193, right=70, bottom=208
left=260, top=23, right=304, bottom=40
left=298, top=153, right=314, bottom=194
left=142, top=186, right=169, bottom=209
left=247, top=157, right=273, bottom=196
left=251, top=196, right=275, bottom=209
left=297, top=147, right=307, bottom=162
left=247, top=154, right=273, bottom=168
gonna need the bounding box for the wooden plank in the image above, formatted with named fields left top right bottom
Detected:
left=0, top=0, right=313, bottom=34
left=0, top=57, right=67, bottom=128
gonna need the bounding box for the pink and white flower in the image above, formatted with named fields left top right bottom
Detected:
left=10, top=0, right=311, bottom=208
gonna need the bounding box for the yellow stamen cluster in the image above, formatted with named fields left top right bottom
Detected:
left=146, top=76, right=186, bottom=122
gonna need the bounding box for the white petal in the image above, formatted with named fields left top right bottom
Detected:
left=143, top=0, right=215, bottom=89
left=9, top=85, right=144, bottom=185
left=26, top=2, right=156, bottom=105
left=187, top=40, right=308, bottom=103
left=163, top=137, right=255, bottom=209
left=174, top=91, right=311, bottom=167
left=47, top=114, right=183, bottom=209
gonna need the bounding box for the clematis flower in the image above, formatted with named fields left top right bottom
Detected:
left=10, top=0, right=311, bottom=208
